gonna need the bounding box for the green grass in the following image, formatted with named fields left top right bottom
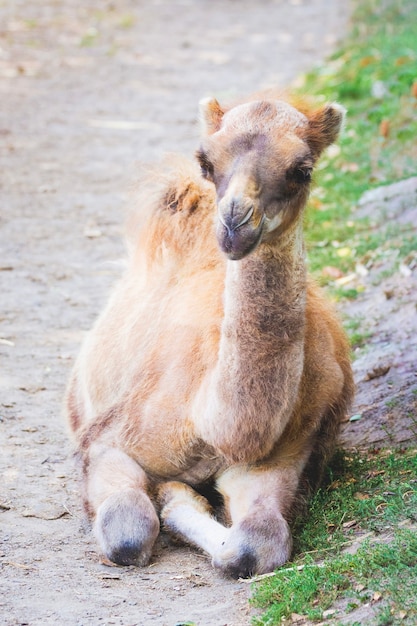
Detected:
left=301, top=0, right=417, bottom=288
left=252, top=1, right=417, bottom=623
left=252, top=450, right=417, bottom=625
left=343, top=316, right=371, bottom=350
left=253, top=529, right=417, bottom=625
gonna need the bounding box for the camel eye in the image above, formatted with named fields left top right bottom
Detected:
left=196, top=149, right=214, bottom=180
left=287, top=165, right=312, bottom=185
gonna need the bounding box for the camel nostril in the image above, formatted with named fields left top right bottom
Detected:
left=235, top=206, right=254, bottom=229
left=218, top=205, right=254, bottom=234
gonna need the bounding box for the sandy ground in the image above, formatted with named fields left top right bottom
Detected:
left=3, top=2, right=415, bottom=625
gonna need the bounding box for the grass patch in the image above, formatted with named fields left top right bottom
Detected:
left=251, top=1, right=417, bottom=623
left=252, top=449, right=417, bottom=625
left=301, top=0, right=417, bottom=287
left=253, top=530, right=417, bottom=625
left=343, top=316, right=371, bottom=350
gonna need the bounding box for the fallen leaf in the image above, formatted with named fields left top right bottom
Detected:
left=366, top=470, right=385, bottom=479
left=335, top=273, right=356, bottom=285
left=379, top=119, right=390, bottom=137
left=395, top=56, right=411, bottom=66
left=372, top=591, right=383, bottom=603
left=329, top=480, right=341, bottom=489
left=342, top=519, right=358, bottom=529
left=360, top=55, right=377, bottom=67
left=322, top=266, right=344, bottom=279
left=364, top=365, right=391, bottom=381
left=354, top=492, right=370, bottom=500
left=349, top=414, right=362, bottom=422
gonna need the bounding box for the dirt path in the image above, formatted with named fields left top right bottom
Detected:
left=0, top=2, right=352, bottom=624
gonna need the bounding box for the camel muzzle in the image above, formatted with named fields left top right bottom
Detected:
left=216, top=203, right=265, bottom=260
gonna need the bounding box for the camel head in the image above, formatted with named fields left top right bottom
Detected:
left=196, top=96, right=345, bottom=260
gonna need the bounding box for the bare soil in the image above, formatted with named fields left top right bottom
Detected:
left=2, top=2, right=414, bottom=625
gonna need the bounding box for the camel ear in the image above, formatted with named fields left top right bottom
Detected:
left=199, top=97, right=225, bottom=135
left=307, top=103, right=346, bottom=156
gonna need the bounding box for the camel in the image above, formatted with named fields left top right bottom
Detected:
left=65, top=91, right=354, bottom=578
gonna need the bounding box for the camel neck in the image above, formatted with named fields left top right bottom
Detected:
left=222, top=226, right=307, bottom=348
left=200, top=224, right=307, bottom=463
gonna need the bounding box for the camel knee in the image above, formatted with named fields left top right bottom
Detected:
left=95, top=488, right=159, bottom=566
left=82, top=445, right=159, bottom=566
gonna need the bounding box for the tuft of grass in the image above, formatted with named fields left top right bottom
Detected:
left=301, top=0, right=417, bottom=289
left=343, top=316, right=372, bottom=350
left=252, top=529, right=417, bottom=625
left=252, top=449, right=417, bottom=624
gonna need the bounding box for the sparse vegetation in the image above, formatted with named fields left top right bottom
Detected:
left=301, top=0, right=417, bottom=291
left=252, top=0, right=417, bottom=623
left=252, top=450, right=417, bottom=624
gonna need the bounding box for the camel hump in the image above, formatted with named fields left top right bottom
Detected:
left=164, top=179, right=202, bottom=215
left=125, top=154, right=218, bottom=266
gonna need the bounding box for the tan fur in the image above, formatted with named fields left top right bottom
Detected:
left=66, top=92, right=354, bottom=576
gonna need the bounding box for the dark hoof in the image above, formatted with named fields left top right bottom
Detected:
left=108, top=540, right=144, bottom=566
left=214, top=549, right=257, bottom=579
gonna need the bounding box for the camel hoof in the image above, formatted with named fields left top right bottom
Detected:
left=213, top=549, right=257, bottom=579
left=94, top=489, right=159, bottom=567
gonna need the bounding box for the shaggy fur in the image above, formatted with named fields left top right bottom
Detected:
left=66, top=91, right=354, bottom=577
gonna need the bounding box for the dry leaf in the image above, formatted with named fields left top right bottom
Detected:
left=379, top=120, right=390, bottom=137
left=364, top=365, right=391, bottom=381
left=322, top=266, right=344, bottom=279
left=342, top=519, right=358, bottom=529
left=372, top=591, right=383, bottom=603
left=335, top=273, right=356, bottom=285
left=354, top=492, right=370, bottom=501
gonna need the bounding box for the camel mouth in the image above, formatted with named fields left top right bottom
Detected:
left=216, top=214, right=265, bottom=260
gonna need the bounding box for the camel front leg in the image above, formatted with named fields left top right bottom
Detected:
left=159, top=465, right=296, bottom=579
left=213, top=465, right=298, bottom=577
left=159, top=482, right=230, bottom=558
left=83, top=443, right=160, bottom=566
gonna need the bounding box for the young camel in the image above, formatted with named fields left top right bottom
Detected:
left=66, top=92, right=354, bottom=578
